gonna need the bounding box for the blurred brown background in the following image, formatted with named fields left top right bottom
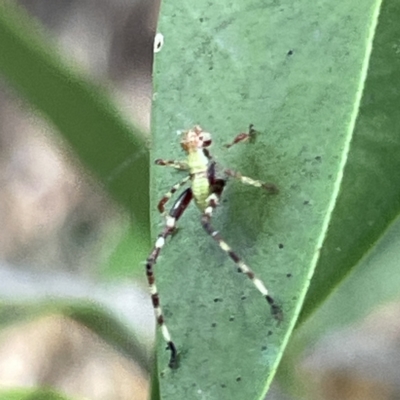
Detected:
left=0, top=1, right=158, bottom=399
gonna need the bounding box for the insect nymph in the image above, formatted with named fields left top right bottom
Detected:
left=146, top=125, right=282, bottom=369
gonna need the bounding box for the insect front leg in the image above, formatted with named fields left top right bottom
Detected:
left=200, top=193, right=283, bottom=322
left=146, top=188, right=193, bottom=369
left=222, top=124, right=278, bottom=193
left=224, top=124, right=257, bottom=148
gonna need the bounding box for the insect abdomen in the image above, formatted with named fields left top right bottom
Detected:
left=187, top=150, right=209, bottom=210
left=192, top=174, right=210, bottom=210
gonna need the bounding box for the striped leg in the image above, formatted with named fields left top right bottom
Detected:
left=224, top=168, right=278, bottom=194
left=157, top=175, right=191, bottom=214
left=146, top=188, right=193, bottom=369
left=200, top=194, right=282, bottom=322
left=155, top=159, right=188, bottom=170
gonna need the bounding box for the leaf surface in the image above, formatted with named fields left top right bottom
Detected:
left=152, top=1, right=380, bottom=399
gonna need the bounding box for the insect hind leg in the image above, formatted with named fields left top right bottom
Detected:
left=200, top=195, right=282, bottom=322
left=146, top=188, right=193, bottom=369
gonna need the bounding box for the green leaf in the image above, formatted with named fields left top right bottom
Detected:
left=0, top=387, right=74, bottom=400
left=0, top=2, right=149, bottom=234
left=151, top=1, right=380, bottom=399
left=300, top=0, right=400, bottom=323
left=307, top=215, right=400, bottom=338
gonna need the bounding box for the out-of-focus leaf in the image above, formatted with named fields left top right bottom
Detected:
left=300, top=0, right=400, bottom=323
left=0, top=2, right=150, bottom=235
left=0, top=387, right=74, bottom=400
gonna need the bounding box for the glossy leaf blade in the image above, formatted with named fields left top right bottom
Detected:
left=152, top=1, right=380, bottom=399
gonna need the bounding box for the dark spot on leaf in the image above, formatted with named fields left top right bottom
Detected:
left=241, top=295, right=247, bottom=300
left=221, top=384, right=227, bottom=388
left=211, top=322, right=217, bottom=328
left=286, top=273, right=292, bottom=278
left=303, top=200, right=310, bottom=205
left=315, top=155, right=322, bottom=161
left=268, top=330, right=273, bottom=336
left=287, top=49, right=294, bottom=56
left=199, top=17, right=204, bottom=22
left=214, top=297, right=223, bottom=303
left=229, top=315, right=235, bottom=321
left=261, top=345, right=267, bottom=351
left=278, top=243, right=284, bottom=249
left=236, top=376, right=242, bottom=382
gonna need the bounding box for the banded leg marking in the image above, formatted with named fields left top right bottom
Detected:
left=146, top=227, right=177, bottom=368
left=224, top=168, right=278, bottom=194
left=146, top=188, right=193, bottom=369
left=155, top=159, right=188, bottom=170
left=157, top=175, right=191, bottom=214
left=201, top=198, right=282, bottom=322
